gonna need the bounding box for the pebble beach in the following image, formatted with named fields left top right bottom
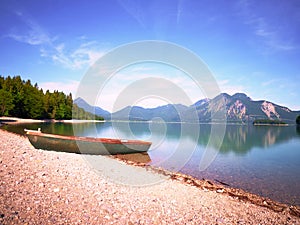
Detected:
left=0, top=129, right=300, bottom=224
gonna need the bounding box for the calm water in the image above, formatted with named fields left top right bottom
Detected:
left=2, top=122, right=300, bottom=206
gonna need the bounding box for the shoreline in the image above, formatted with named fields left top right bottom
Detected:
left=112, top=154, right=300, bottom=216
left=0, top=116, right=105, bottom=124
left=253, top=123, right=289, bottom=127
left=1, top=116, right=296, bottom=126
left=1, top=129, right=300, bottom=224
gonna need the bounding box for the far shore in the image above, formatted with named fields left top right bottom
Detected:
left=1, top=116, right=296, bottom=126
left=0, top=116, right=105, bottom=124
left=253, top=123, right=289, bottom=126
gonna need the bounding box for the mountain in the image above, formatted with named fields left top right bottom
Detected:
left=193, top=98, right=210, bottom=107
left=75, top=94, right=300, bottom=124
left=193, top=93, right=299, bottom=123
left=111, top=104, right=189, bottom=121
left=74, top=98, right=111, bottom=119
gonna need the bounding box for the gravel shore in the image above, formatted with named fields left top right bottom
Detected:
left=0, top=129, right=299, bottom=224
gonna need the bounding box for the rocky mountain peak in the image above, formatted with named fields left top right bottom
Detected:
left=227, top=100, right=247, bottom=119
left=261, top=101, right=280, bottom=119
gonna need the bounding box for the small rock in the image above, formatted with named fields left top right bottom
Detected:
left=37, top=172, right=46, bottom=177
left=216, top=189, right=224, bottom=193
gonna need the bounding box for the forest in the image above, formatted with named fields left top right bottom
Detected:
left=0, top=76, right=103, bottom=120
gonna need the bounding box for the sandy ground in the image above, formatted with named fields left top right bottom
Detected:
left=0, top=129, right=299, bottom=224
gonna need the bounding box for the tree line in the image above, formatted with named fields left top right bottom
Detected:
left=252, top=119, right=287, bottom=125
left=0, top=75, right=103, bottom=120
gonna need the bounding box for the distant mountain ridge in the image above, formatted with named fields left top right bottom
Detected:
left=111, top=104, right=189, bottom=121
left=74, top=98, right=111, bottom=119
left=74, top=93, right=300, bottom=124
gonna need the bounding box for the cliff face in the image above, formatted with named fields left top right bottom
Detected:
left=227, top=100, right=247, bottom=119
left=261, top=101, right=280, bottom=119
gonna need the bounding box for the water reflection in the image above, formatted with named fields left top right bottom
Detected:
left=297, top=125, right=300, bottom=136
left=2, top=122, right=300, bottom=155
left=100, top=122, right=300, bottom=155
left=219, top=125, right=297, bottom=155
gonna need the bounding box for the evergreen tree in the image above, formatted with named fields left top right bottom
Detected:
left=0, top=75, right=103, bottom=120
left=0, top=89, right=14, bottom=116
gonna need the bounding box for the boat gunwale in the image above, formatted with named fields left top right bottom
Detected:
left=25, top=130, right=151, bottom=145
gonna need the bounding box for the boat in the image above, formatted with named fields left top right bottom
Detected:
left=24, top=128, right=152, bottom=155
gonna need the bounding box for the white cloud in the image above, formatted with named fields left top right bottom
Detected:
left=237, top=1, right=298, bottom=52
left=254, top=19, right=296, bottom=51
left=8, top=32, right=50, bottom=46
left=8, top=10, right=57, bottom=46
left=91, top=65, right=212, bottom=111
left=46, top=41, right=106, bottom=70
left=71, top=43, right=105, bottom=69
left=39, top=80, right=79, bottom=95
left=8, top=10, right=105, bottom=70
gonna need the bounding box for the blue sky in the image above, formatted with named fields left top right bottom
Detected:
left=1, top=0, right=300, bottom=111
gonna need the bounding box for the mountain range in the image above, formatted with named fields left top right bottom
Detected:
left=74, top=93, right=300, bottom=124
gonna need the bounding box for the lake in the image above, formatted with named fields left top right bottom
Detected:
left=2, top=121, right=300, bottom=206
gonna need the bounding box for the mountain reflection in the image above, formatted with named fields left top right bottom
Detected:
left=297, top=126, right=300, bottom=136
left=104, top=122, right=299, bottom=155
left=2, top=121, right=299, bottom=155
left=218, top=125, right=294, bottom=155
